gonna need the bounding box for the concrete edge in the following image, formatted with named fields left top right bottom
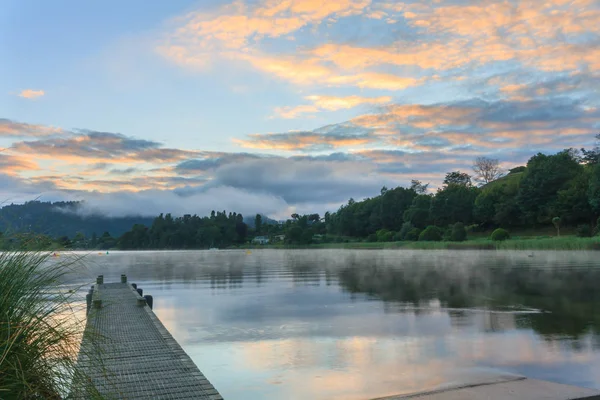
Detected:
left=371, top=376, right=527, bottom=400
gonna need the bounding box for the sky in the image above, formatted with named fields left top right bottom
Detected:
left=1, top=0, right=599, bottom=219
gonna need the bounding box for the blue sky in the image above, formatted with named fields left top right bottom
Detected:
left=1, top=0, right=599, bottom=218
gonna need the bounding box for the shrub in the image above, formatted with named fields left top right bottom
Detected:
left=405, top=228, right=421, bottom=241
left=576, top=224, right=592, bottom=238
left=450, top=222, right=467, bottom=242
left=367, top=233, right=378, bottom=242
left=419, top=226, right=443, bottom=241
left=491, top=228, right=510, bottom=241
left=596, top=217, right=600, bottom=236
left=381, top=231, right=395, bottom=242
left=398, top=222, right=414, bottom=240
left=392, top=232, right=403, bottom=242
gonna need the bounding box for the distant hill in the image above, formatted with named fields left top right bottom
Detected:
left=243, top=214, right=280, bottom=228
left=0, top=201, right=153, bottom=238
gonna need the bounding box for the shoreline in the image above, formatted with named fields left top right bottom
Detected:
left=238, top=236, right=600, bottom=251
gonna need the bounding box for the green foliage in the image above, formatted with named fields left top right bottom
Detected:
left=403, top=195, right=432, bottom=229
left=491, top=228, right=510, bottom=241
left=589, top=163, right=600, bottom=214
left=517, top=150, right=583, bottom=225
left=0, top=251, right=101, bottom=399
left=419, top=226, right=443, bottom=241
left=552, top=216, right=561, bottom=237
left=430, top=184, right=479, bottom=226
left=254, top=214, right=262, bottom=234
left=118, top=211, right=247, bottom=249
left=443, top=171, right=472, bottom=187
left=367, top=233, right=378, bottom=242
left=450, top=222, right=467, bottom=242
left=509, top=166, right=526, bottom=174
left=575, top=224, right=592, bottom=238
left=398, top=222, right=414, bottom=240
left=405, top=228, right=421, bottom=241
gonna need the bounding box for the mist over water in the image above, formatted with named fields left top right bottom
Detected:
left=71, top=250, right=600, bottom=399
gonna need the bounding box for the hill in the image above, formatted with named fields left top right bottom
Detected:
left=0, top=201, right=153, bottom=238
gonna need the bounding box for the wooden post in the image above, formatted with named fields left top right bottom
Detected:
left=144, top=295, right=153, bottom=310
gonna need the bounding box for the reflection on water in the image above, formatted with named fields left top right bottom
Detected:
left=72, top=250, right=600, bottom=399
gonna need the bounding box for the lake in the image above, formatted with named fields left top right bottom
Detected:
left=72, top=249, right=600, bottom=399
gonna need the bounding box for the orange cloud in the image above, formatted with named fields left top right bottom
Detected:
left=18, top=89, right=45, bottom=99
left=158, top=0, right=600, bottom=92
left=234, top=132, right=373, bottom=151
left=0, top=154, right=39, bottom=175
left=274, top=95, right=392, bottom=118
left=0, top=118, right=63, bottom=137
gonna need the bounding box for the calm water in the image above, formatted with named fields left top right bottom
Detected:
left=71, top=250, right=600, bottom=399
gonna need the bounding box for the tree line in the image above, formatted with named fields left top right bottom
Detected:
left=323, top=139, right=599, bottom=242
left=2, top=135, right=598, bottom=249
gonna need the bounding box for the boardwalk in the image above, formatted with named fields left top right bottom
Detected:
left=71, top=280, right=222, bottom=400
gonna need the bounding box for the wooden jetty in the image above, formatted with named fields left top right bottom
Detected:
left=71, top=275, right=222, bottom=400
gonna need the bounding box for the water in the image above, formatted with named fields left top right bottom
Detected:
left=72, top=249, right=600, bottom=399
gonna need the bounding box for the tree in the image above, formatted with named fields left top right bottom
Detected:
left=517, top=150, right=582, bottom=225
left=473, top=157, right=504, bottom=185
left=410, top=180, right=429, bottom=194
left=254, top=214, right=262, bottom=234
left=443, top=171, right=472, bottom=187
left=589, top=163, right=600, bottom=215
left=403, top=195, right=432, bottom=229
left=581, top=133, right=600, bottom=165
left=450, top=222, right=467, bottom=242
left=430, top=184, right=479, bottom=226
left=552, top=217, right=561, bottom=237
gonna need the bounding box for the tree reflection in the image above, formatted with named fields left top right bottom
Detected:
left=336, top=261, right=600, bottom=341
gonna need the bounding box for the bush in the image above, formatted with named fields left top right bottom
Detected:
left=367, top=233, right=378, bottom=242
left=392, top=232, right=403, bottom=242
left=450, top=222, right=467, bottom=242
left=596, top=217, right=600, bottom=236
left=419, top=226, right=443, bottom=241
left=576, top=224, right=592, bottom=238
left=381, top=231, right=395, bottom=242
left=405, top=228, right=421, bottom=241
left=398, top=222, right=414, bottom=240
left=491, top=228, right=510, bottom=241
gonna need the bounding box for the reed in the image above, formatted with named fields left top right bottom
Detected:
left=0, top=251, right=103, bottom=399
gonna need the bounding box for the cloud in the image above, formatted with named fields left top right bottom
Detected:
left=206, top=157, right=387, bottom=205
left=73, top=186, right=291, bottom=218
left=234, top=130, right=375, bottom=152
left=17, top=89, right=45, bottom=99
left=274, top=95, right=392, bottom=118
left=236, top=97, right=600, bottom=160
left=0, top=154, right=39, bottom=174
left=174, top=152, right=264, bottom=174
left=12, top=130, right=197, bottom=163
left=158, top=0, right=600, bottom=94
left=0, top=118, right=64, bottom=138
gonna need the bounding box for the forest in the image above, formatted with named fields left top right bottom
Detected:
left=1, top=136, right=599, bottom=250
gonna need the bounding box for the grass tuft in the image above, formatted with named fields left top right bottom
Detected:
left=0, top=251, right=103, bottom=399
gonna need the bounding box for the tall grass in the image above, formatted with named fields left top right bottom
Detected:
left=261, top=236, right=600, bottom=250
left=0, top=251, right=102, bottom=399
